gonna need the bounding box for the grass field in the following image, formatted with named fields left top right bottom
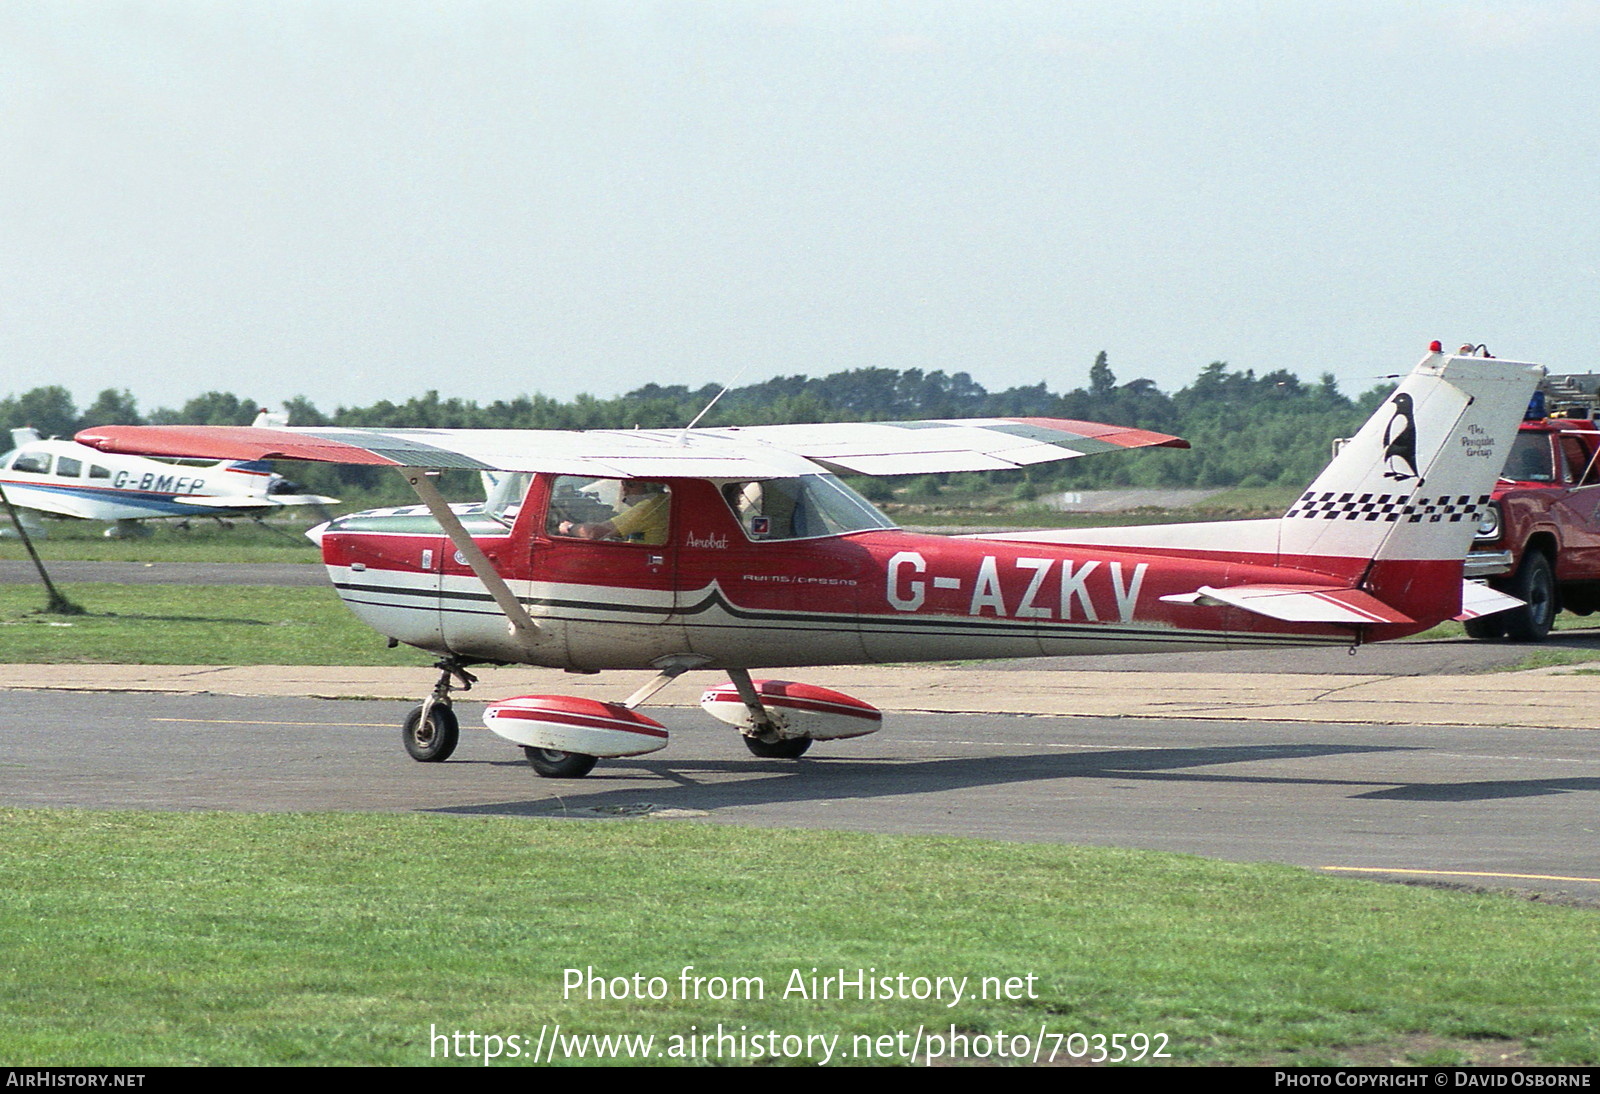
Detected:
left=2, top=810, right=1596, bottom=1067
left=0, top=584, right=428, bottom=666
left=2, top=519, right=325, bottom=564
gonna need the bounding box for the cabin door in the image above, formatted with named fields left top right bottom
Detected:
left=529, top=475, right=685, bottom=667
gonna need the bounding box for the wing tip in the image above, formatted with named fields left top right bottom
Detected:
left=75, top=425, right=401, bottom=466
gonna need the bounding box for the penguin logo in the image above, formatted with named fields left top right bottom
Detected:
left=1382, top=392, right=1419, bottom=482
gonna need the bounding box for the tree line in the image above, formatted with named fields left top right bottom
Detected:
left=1, top=355, right=1390, bottom=500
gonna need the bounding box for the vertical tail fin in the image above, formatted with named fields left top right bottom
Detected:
left=1278, top=350, right=1541, bottom=621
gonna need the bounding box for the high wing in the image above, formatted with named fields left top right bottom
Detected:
left=76, top=418, right=1187, bottom=478
left=696, top=418, right=1187, bottom=475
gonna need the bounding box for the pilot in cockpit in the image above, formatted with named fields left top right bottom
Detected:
left=555, top=479, right=670, bottom=545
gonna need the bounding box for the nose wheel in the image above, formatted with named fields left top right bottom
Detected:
left=403, top=703, right=460, bottom=762
left=401, top=658, right=478, bottom=763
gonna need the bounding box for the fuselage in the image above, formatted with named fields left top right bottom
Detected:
left=0, top=436, right=330, bottom=522
left=315, top=472, right=1430, bottom=672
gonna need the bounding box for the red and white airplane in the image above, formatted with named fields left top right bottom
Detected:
left=77, top=345, right=1539, bottom=778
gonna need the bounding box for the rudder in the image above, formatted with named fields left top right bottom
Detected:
left=1277, top=349, right=1541, bottom=622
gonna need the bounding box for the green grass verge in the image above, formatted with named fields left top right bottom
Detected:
left=3, top=519, right=324, bottom=563
left=1413, top=617, right=1600, bottom=671
left=0, top=585, right=428, bottom=666
left=2, top=810, right=1595, bottom=1067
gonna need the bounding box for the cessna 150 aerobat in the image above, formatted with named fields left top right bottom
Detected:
left=77, top=345, right=1538, bottom=778
left=2, top=411, right=336, bottom=537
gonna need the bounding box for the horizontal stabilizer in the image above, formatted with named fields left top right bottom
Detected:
left=270, top=494, right=338, bottom=507
left=1455, top=581, right=1525, bottom=621
left=169, top=494, right=333, bottom=508
left=1161, top=584, right=1414, bottom=625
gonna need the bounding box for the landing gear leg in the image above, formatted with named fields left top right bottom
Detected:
left=402, top=658, right=478, bottom=762
left=729, top=669, right=811, bottom=759
left=621, top=662, right=694, bottom=710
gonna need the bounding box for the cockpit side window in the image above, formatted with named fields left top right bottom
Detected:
left=546, top=476, right=672, bottom=545
left=11, top=451, right=50, bottom=474
left=719, top=474, right=896, bottom=541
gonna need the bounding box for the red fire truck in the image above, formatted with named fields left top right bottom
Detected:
left=1466, top=375, right=1600, bottom=641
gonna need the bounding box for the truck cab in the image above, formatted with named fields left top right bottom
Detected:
left=1466, top=378, right=1600, bottom=640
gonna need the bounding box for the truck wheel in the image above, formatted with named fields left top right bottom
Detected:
left=1501, top=552, right=1556, bottom=642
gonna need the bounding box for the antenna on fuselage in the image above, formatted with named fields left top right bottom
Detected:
left=678, top=365, right=754, bottom=443
left=681, top=387, right=729, bottom=436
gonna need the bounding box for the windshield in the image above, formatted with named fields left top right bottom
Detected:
left=484, top=471, right=533, bottom=526
left=720, top=474, right=897, bottom=540
left=1501, top=433, right=1555, bottom=483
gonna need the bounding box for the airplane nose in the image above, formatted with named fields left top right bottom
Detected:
left=305, top=521, right=329, bottom=546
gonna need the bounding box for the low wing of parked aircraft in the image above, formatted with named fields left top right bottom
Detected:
left=1, top=411, right=336, bottom=537
left=78, top=344, right=1539, bottom=778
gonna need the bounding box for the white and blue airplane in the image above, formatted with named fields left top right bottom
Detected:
left=0, top=411, right=336, bottom=537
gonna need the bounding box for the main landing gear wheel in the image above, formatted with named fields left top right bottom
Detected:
left=523, top=746, right=599, bottom=779
left=743, top=736, right=812, bottom=759
left=402, top=704, right=460, bottom=762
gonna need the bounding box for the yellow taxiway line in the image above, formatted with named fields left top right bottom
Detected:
left=1323, top=865, right=1600, bottom=885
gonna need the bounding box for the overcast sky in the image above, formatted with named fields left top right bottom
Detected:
left=3, top=1, right=1597, bottom=416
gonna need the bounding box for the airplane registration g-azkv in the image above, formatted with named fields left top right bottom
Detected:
left=78, top=346, right=1540, bottom=778
left=1, top=413, right=336, bottom=537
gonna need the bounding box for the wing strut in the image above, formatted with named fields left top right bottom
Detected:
left=401, top=468, right=540, bottom=647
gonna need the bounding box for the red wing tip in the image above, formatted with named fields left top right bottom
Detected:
left=999, top=417, right=1188, bottom=450
left=74, top=425, right=399, bottom=466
